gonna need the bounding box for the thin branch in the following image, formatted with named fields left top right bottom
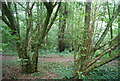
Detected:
left=95, top=53, right=120, bottom=68
left=43, top=1, right=50, bottom=10
left=107, top=1, right=111, bottom=19
left=94, top=4, right=120, bottom=49
left=96, top=35, right=118, bottom=50
left=53, top=1, right=58, bottom=7
left=17, top=2, right=25, bottom=9
left=113, top=0, right=116, bottom=14
left=14, top=3, right=20, bottom=34
left=30, top=2, right=35, bottom=11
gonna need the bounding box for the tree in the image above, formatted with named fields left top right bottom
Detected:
left=74, top=1, right=120, bottom=78
left=58, top=2, right=67, bottom=52
left=2, top=1, right=61, bottom=73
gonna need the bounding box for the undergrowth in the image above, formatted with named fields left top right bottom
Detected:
left=89, top=65, right=120, bottom=79
left=2, top=55, right=119, bottom=79
left=31, top=61, right=74, bottom=79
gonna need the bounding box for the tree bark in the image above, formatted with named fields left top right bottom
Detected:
left=58, top=3, right=67, bottom=52
left=74, top=1, right=91, bottom=77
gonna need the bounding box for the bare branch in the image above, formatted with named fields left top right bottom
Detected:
left=14, top=3, right=20, bottom=33
left=2, top=15, right=11, bottom=29
left=106, top=1, right=111, bottom=19
left=113, top=0, right=116, bottom=14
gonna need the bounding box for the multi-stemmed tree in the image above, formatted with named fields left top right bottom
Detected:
left=2, top=1, right=61, bottom=73
left=74, top=1, right=120, bottom=78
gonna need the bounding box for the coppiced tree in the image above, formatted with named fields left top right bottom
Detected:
left=74, top=1, right=120, bottom=78
left=2, top=1, right=61, bottom=73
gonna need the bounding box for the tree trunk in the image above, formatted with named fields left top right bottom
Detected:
left=21, top=59, right=34, bottom=73
left=20, top=52, right=38, bottom=73
left=74, top=0, right=91, bottom=78
left=58, top=3, right=67, bottom=52
left=2, top=2, right=61, bottom=74
left=32, top=44, right=39, bottom=72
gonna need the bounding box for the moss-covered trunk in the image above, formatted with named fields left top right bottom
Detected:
left=20, top=53, right=38, bottom=73
left=58, top=3, right=67, bottom=52
left=21, top=59, right=34, bottom=73
left=16, top=41, right=38, bottom=73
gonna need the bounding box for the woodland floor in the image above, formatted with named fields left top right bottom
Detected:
left=2, top=55, right=119, bottom=80
left=2, top=55, right=74, bottom=79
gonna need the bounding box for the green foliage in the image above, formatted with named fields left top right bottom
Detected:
left=3, top=59, right=20, bottom=66
left=39, top=49, right=73, bottom=58
left=31, top=70, right=46, bottom=78
left=3, top=50, right=17, bottom=56
left=37, top=61, right=74, bottom=79
left=2, top=24, right=17, bottom=55
left=89, top=65, right=120, bottom=79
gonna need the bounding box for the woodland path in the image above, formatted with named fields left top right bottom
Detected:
left=2, top=55, right=74, bottom=79
left=2, top=55, right=119, bottom=79
left=2, top=55, right=74, bottom=63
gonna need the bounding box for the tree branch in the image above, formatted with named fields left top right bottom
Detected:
left=96, top=35, right=118, bottom=50
left=40, top=2, right=55, bottom=39
left=2, top=2, right=16, bottom=31
left=2, top=15, right=11, bottom=29
left=94, top=4, right=120, bottom=49
left=83, top=53, right=120, bottom=75
left=45, top=2, right=61, bottom=36
left=53, top=1, right=58, bottom=7
left=106, top=1, right=111, bottom=19
left=17, top=2, right=25, bottom=9
left=14, top=3, right=20, bottom=35
left=87, top=43, right=119, bottom=69
left=30, top=2, right=35, bottom=11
